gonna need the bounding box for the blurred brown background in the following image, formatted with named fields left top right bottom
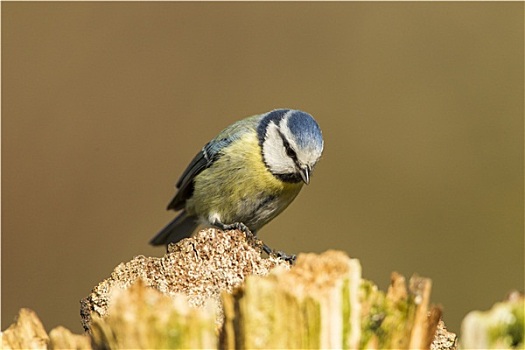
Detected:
left=2, top=2, right=523, bottom=334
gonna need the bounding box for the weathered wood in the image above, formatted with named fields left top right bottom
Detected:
left=220, top=250, right=362, bottom=349
left=80, top=228, right=290, bottom=331
left=2, top=228, right=522, bottom=349
left=89, top=280, right=217, bottom=349
left=48, top=326, right=91, bottom=350
left=1, top=308, right=49, bottom=350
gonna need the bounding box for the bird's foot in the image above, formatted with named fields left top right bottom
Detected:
left=218, top=222, right=256, bottom=239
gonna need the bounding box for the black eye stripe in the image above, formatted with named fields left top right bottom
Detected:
left=277, top=130, right=298, bottom=162
left=278, top=130, right=297, bottom=154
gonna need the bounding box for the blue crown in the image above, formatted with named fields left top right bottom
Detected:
left=286, top=110, right=323, bottom=151
left=257, top=109, right=323, bottom=151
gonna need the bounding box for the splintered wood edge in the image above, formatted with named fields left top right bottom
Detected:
left=2, top=231, right=468, bottom=350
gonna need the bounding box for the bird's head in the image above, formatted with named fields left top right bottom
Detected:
left=258, top=109, right=324, bottom=184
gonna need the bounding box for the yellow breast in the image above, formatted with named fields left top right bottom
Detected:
left=187, top=132, right=303, bottom=229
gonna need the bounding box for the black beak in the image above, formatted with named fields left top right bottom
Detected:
left=299, top=165, right=311, bottom=184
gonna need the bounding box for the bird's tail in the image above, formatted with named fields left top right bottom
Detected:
left=149, top=211, right=199, bottom=246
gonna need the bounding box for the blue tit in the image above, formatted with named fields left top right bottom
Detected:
left=150, top=108, right=324, bottom=250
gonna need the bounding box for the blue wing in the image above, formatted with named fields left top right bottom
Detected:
left=167, top=114, right=261, bottom=211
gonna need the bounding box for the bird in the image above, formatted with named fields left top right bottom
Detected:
left=150, top=108, right=324, bottom=259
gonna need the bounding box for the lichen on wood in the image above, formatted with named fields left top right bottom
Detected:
left=461, top=290, right=524, bottom=349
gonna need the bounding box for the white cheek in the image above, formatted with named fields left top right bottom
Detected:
left=263, top=123, right=296, bottom=174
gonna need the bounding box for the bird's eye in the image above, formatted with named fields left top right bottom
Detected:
left=285, top=146, right=297, bottom=159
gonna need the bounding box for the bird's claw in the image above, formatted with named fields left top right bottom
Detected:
left=263, top=244, right=296, bottom=264
left=274, top=251, right=297, bottom=264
